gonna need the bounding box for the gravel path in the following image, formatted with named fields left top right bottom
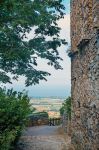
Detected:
left=18, top=126, right=71, bottom=150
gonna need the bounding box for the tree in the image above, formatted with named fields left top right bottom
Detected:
left=60, top=97, right=71, bottom=120
left=0, top=0, right=67, bottom=86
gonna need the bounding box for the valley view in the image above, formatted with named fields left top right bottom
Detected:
left=30, top=97, right=64, bottom=118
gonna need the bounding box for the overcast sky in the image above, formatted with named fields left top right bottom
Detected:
left=5, top=0, right=71, bottom=98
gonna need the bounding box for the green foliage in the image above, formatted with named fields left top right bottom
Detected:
left=60, top=97, right=71, bottom=120
left=32, top=111, right=49, bottom=118
left=0, top=87, right=32, bottom=150
left=0, top=0, right=67, bottom=86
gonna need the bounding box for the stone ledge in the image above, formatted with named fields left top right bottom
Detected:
left=77, top=38, right=90, bottom=50
left=68, top=51, right=78, bottom=58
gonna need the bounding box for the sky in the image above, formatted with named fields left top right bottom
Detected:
left=5, top=0, right=71, bottom=98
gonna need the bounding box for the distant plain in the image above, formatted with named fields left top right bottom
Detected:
left=30, top=98, right=64, bottom=118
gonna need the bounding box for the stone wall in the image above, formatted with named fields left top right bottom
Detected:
left=71, top=0, right=99, bottom=52
left=62, top=111, right=71, bottom=135
left=70, top=0, right=99, bottom=149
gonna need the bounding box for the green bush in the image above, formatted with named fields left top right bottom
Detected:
left=0, top=87, right=31, bottom=150
left=32, top=111, right=49, bottom=118
left=60, top=97, right=71, bottom=120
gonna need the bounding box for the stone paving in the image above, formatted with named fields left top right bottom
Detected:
left=18, top=126, right=71, bottom=150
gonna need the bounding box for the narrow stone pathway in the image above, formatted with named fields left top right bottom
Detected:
left=18, top=126, right=71, bottom=150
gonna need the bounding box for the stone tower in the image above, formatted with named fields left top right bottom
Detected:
left=70, top=0, right=99, bottom=149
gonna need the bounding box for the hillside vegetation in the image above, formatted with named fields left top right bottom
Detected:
left=0, top=88, right=31, bottom=150
left=60, top=97, right=71, bottom=120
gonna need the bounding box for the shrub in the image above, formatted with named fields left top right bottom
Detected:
left=33, top=111, right=49, bottom=118
left=60, top=97, right=71, bottom=120
left=0, top=87, right=31, bottom=150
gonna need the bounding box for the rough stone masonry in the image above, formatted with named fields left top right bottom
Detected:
left=70, top=0, right=99, bottom=149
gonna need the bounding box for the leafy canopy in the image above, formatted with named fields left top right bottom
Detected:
left=0, top=0, right=67, bottom=86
